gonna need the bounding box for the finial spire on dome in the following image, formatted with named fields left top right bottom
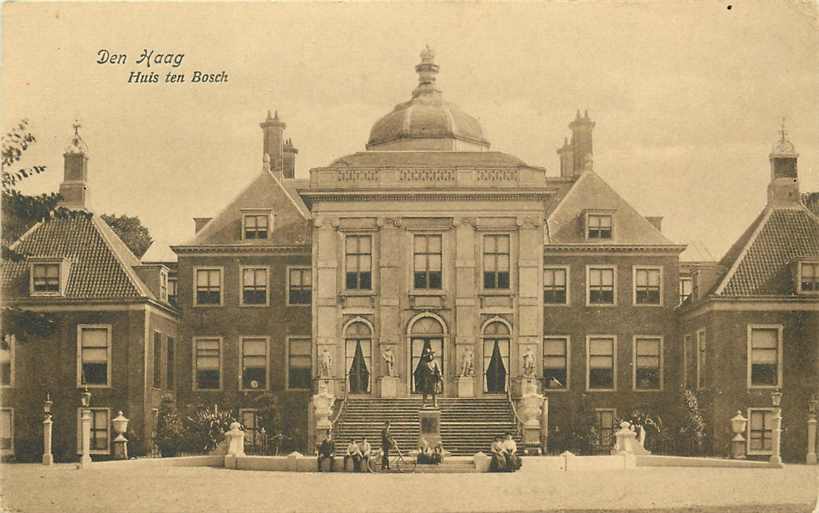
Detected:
left=770, top=116, right=797, bottom=157
left=778, top=116, right=787, bottom=143
left=64, top=118, right=89, bottom=155
left=413, top=45, right=440, bottom=97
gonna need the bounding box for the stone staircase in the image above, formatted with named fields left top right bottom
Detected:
left=332, top=398, right=521, bottom=456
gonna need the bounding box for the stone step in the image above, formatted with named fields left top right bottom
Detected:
left=415, top=463, right=477, bottom=473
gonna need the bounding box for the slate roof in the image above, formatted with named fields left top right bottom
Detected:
left=714, top=206, right=819, bottom=296
left=2, top=214, right=151, bottom=300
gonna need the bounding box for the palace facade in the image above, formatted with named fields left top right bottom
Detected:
left=2, top=48, right=817, bottom=463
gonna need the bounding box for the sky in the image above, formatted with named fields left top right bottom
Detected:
left=3, top=1, right=818, bottom=261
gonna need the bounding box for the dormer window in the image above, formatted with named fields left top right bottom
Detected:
left=30, top=258, right=68, bottom=296
left=799, top=262, right=819, bottom=294
left=585, top=213, right=613, bottom=240
left=242, top=210, right=271, bottom=240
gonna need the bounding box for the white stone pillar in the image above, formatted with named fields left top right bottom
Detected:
left=79, top=408, right=92, bottom=468
left=42, top=415, right=53, bottom=466
left=806, top=413, right=817, bottom=465
left=769, top=408, right=783, bottom=467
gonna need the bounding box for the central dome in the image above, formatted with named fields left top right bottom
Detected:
left=366, top=47, right=490, bottom=151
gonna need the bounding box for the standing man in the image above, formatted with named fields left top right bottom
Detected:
left=317, top=432, right=336, bottom=472
left=381, top=420, right=393, bottom=470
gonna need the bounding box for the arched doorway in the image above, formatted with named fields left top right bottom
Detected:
left=345, top=320, right=372, bottom=394
left=482, top=320, right=510, bottom=393
left=408, top=314, right=446, bottom=394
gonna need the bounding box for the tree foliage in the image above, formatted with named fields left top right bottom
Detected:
left=101, top=213, right=153, bottom=258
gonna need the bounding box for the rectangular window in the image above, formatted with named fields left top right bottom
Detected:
left=634, top=337, right=662, bottom=390
left=78, top=326, right=110, bottom=387
left=413, top=234, right=443, bottom=289
left=241, top=337, right=268, bottom=391
left=748, top=409, right=775, bottom=455
left=32, top=263, right=60, bottom=293
left=243, top=213, right=270, bottom=240
left=587, top=214, right=612, bottom=240
left=152, top=332, right=162, bottom=389
left=696, top=329, right=706, bottom=390
left=800, top=263, right=819, bottom=292
left=483, top=234, right=510, bottom=289
left=194, top=338, right=221, bottom=390
left=288, top=267, right=312, bottom=305
left=240, top=409, right=260, bottom=450
left=0, top=409, right=12, bottom=453
left=587, top=266, right=615, bottom=305
left=587, top=337, right=615, bottom=390
left=634, top=267, right=662, bottom=305
left=0, top=335, right=14, bottom=387
left=749, top=326, right=781, bottom=388
left=160, top=271, right=168, bottom=302
left=543, top=337, right=569, bottom=390
left=543, top=267, right=568, bottom=305
left=195, top=268, right=222, bottom=306
left=168, top=278, right=178, bottom=305
left=166, top=337, right=175, bottom=388
left=595, top=409, right=616, bottom=451
left=288, top=337, right=312, bottom=390
left=241, top=267, right=269, bottom=305
left=679, top=277, right=693, bottom=304
left=76, top=408, right=110, bottom=454
left=345, top=235, right=372, bottom=290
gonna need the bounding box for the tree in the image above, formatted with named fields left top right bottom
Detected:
left=101, top=213, right=153, bottom=258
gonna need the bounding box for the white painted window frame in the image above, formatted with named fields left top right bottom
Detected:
left=632, top=265, right=663, bottom=307
left=76, top=407, right=111, bottom=455
left=76, top=324, right=112, bottom=388
left=585, top=265, right=618, bottom=307
left=632, top=335, right=663, bottom=392
left=586, top=335, right=618, bottom=392
left=286, top=335, right=312, bottom=391
left=193, top=266, right=224, bottom=307
left=239, top=336, right=270, bottom=392
left=239, top=266, right=270, bottom=307
left=746, top=407, right=775, bottom=456
left=543, top=266, right=571, bottom=306
left=542, top=335, right=571, bottom=391
left=192, top=336, right=223, bottom=392
left=286, top=265, right=312, bottom=307
left=746, top=324, right=784, bottom=390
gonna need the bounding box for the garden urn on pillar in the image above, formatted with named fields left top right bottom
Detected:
left=112, top=411, right=130, bottom=460
left=42, top=394, right=53, bottom=466
left=730, top=410, right=748, bottom=459
left=312, top=380, right=335, bottom=442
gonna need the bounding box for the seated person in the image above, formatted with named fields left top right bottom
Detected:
left=489, top=435, right=508, bottom=472
left=360, top=436, right=372, bottom=472
left=430, top=443, right=444, bottom=464
left=502, top=432, right=522, bottom=471
left=417, top=437, right=432, bottom=464
left=343, top=439, right=362, bottom=472
left=317, top=433, right=336, bottom=472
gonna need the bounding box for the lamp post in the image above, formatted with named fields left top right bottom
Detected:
left=79, top=386, right=92, bottom=468
left=112, top=411, right=129, bottom=460
left=42, top=393, right=54, bottom=465
left=807, top=395, right=817, bottom=465
left=730, top=410, right=748, bottom=459
left=769, top=390, right=783, bottom=467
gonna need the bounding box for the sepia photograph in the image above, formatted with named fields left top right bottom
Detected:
left=1, top=1, right=818, bottom=512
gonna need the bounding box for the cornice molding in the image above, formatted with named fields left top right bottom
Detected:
left=543, top=243, right=687, bottom=254
left=301, top=190, right=554, bottom=204
left=172, top=244, right=312, bottom=255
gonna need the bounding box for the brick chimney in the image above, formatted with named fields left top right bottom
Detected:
left=260, top=110, right=286, bottom=177
left=58, top=121, right=90, bottom=210
left=283, top=138, right=298, bottom=179
left=557, top=136, right=575, bottom=178
left=569, top=110, right=594, bottom=175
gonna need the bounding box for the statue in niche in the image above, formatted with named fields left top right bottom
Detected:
left=522, top=346, right=536, bottom=378
left=459, top=346, right=474, bottom=377
left=319, top=347, right=334, bottom=378
left=382, top=347, right=396, bottom=377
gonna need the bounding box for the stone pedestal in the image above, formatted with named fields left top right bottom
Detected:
left=614, top=421, right=650, bottom=455
left=79, top=408, right=92, bottom=468
left=418, top=407, right=442, bottom=448
left=225, top=422, right=246, bottom=457
left=380, top=376, right=398, bottom=398
left=42, top=416, right=53, bottom=466
left=312, top=380, right=335, bottom=444
left=113, top=434, right=129, bottom=460
left=806, top=415, right=816, bottom=465
left=769, top=409, right=783, bottom=467
left=457, top=376, right=474, bottom=398
left=518, top=378, right=544, bottom=454
left=731, top=433, right=746, bottom=459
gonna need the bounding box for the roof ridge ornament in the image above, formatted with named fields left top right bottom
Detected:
left=64, top=119, right=89, bottom=155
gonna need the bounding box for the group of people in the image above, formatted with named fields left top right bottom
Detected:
left=489, top=433, right=522, bottom=472
left=317, top=420, right=397, bottom=472
left=416, top=437, right=444, bottom=464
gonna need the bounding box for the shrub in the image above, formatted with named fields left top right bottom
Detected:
left=183, top=403, right=236, bottom=453
left=155, top=397, right=185, bottom=457
left=676, top=388, right=708, bottom=455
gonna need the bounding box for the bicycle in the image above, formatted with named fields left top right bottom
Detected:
left=367, top=442, right=417, bottom=473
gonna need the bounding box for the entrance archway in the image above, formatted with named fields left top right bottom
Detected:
left=344, top=319, right=372, bottom=394
left=482, top=320, right=510, bottom=393
left=407, top=313, right=447, bottom=394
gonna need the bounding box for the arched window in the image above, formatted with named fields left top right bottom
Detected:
left=409, top=315, right=445, bottom=394
left=345, top=321, right=372, bottom=394
left=483, top=321, right=510, bottom=393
